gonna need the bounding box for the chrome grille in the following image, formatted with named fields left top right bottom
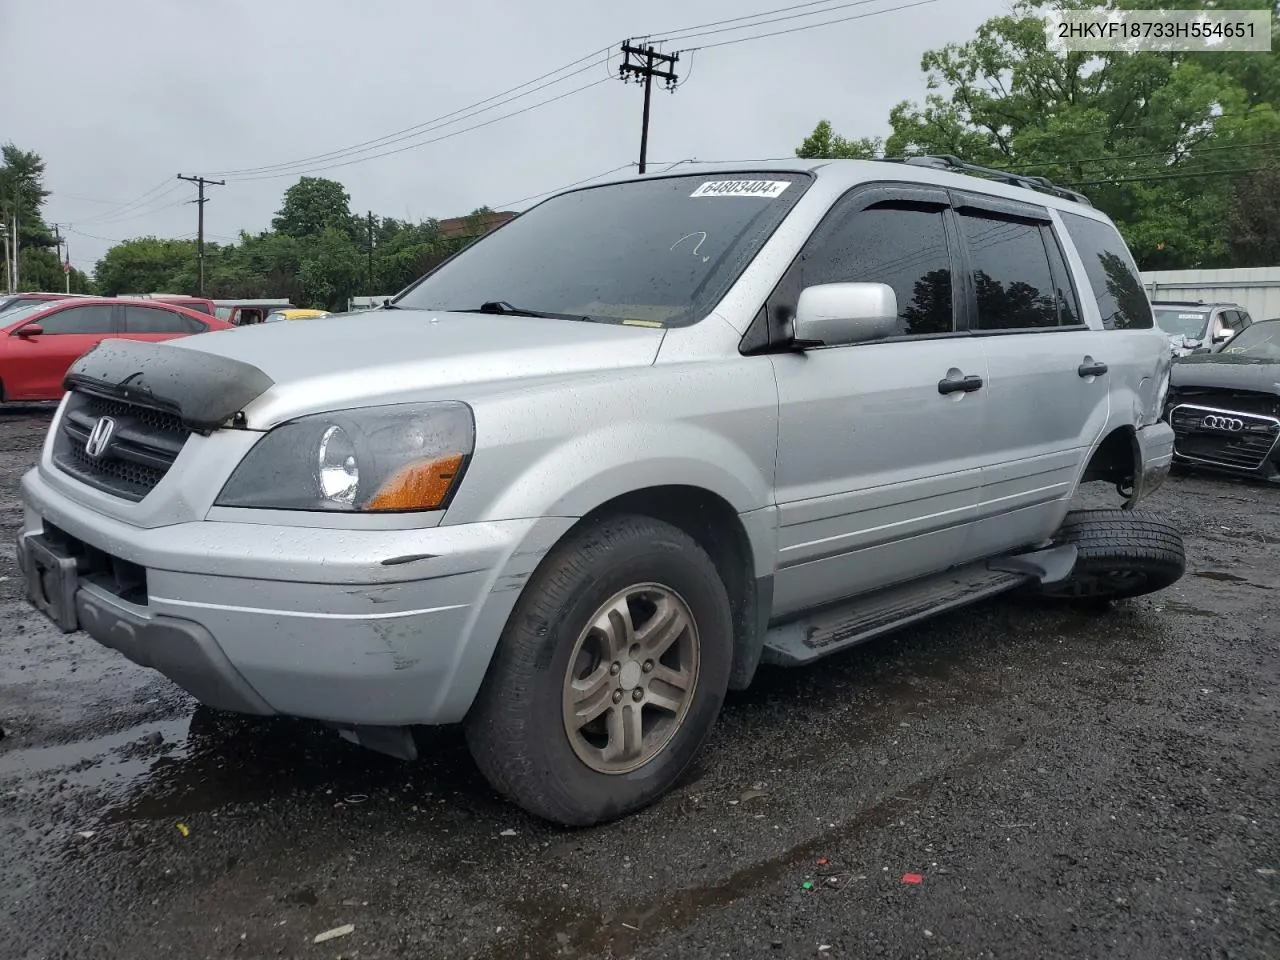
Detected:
left=52, top=392, right=191, bottom=501
left=1170, top=403, right=1280, bottom=472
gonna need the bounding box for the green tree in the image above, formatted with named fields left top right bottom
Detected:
left=796, top=120, right=883, bottom=159
left=272, top=176, right=358, bottom=239
left=794, top=0, right=1280, bottom=269
left=94, top=237, right=198, bottom=295
left=0, top=144, right=56, bottom=252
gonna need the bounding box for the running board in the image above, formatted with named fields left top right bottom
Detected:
left=760, top=545, right=1077, bottom=667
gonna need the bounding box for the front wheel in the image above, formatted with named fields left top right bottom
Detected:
left=465, top=514, right=734, bottom=826
left=1038, top=508, right=1186, bottom=602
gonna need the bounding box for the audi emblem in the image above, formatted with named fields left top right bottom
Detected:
left=84, top=416, right=116, bottom=458
left=1201, top=415, right=1245, bottom=432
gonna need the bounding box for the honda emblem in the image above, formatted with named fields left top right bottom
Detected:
left=84, top=416, right=116, bottom=458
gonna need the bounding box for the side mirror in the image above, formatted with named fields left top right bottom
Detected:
left=15, top=323, right=43, bottom=338
left=792, top=282, right=899, bottom=348
left=1212, top=332, right=1230, bottom=344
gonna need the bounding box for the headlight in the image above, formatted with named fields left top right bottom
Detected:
left=215, top=401, right=474, bottom=512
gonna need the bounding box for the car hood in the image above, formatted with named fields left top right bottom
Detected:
left=66, top=309, right=666, bottom=431
left=173, top=307, right=659, bottom=370
left=1170, top=353, right=1280, bottom=394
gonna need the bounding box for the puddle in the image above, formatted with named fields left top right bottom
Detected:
left=0, top=717, right=191, bottom=785
left=1161, top=601, right=1216, bottom=618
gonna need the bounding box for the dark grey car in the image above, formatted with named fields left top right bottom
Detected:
left=1153, top=300, right=1255, bottom=357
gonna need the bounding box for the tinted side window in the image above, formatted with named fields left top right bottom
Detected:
left=35, top=305, right=115, bottom=335
left=1059, top=212, right=1154, bottom=330
left=1042, top=227, right=1082, bottom=326
left=958, top=214, right=1058, bottom=330
left=125, top=306, right=203, bottom=333
left=181, top=302, right=212, bottom=315
left=801, top=203, right=954, bottom=336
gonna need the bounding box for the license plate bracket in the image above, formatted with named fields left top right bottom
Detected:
left=19, top=533, right=81, bottom=633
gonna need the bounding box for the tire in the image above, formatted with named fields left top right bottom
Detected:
left=465, top=514, right=734, bottom=826
left=1039, top=508, right=1186, bottom=602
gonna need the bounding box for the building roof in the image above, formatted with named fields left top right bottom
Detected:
left=437, top=211, right=518, bottom=240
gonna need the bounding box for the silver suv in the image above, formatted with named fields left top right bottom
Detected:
left=18, top=157, right=1183, bottom=825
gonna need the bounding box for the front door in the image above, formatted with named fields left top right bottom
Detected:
left=10, top=303, right=119, bottom=400
left=767, top=186, right=990, bottom=617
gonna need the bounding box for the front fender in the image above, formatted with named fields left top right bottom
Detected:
left=457, top=420, right=774, bottom=521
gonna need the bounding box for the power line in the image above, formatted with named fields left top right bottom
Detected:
left=208, top=48, right=612, bottom=178
left=677, top=0, right=941, bottom=52
left=72, top=192, right=191, bottom=227
left=1066, top=164, right=1279, bottom=187
left=651, top=0, right=910, bottom=46
left=641, top=0, right=857, bottom=43
left=497, top=163, right=638, bottom=209
left=1007, top=138, right=1280, bottom=172
left=231, top=77, right=613, bottom=182
left=69, top=181, right=185, bottom=225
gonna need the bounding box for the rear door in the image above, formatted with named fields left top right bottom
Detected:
left=950, top=193, right=1110, bottom=559
left=768, top=185, right=990, bottom=615
left=10, top=303, right=119, bottom=400
left=122, top=303, right=206, bottom=342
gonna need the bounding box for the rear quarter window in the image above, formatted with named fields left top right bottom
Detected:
left=1058, top=212, right=1153, bottom=330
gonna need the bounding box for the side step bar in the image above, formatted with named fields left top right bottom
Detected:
left=760, top=544, right=1077, bottom=667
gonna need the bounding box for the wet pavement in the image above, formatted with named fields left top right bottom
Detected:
left=1, top=404, right=1277, bottom=960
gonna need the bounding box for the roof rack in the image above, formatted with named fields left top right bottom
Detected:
left=884, top=154, right=1092, bottom=206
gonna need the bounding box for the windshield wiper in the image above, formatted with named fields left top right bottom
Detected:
left=475, top=300, right=561, bottom=319
left=449, top=301, right=597, bottom=322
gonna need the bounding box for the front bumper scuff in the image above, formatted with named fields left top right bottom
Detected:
left=20, top=466, right=575, bottom=727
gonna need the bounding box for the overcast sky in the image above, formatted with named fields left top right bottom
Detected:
left=1, top=0, right=1007, bottom=274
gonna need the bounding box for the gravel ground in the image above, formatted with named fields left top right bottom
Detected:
left=0, top=403, right=1277, bottom=960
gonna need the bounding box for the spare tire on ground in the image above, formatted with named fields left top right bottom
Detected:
left=1038, top=508, right=1186, bottom=602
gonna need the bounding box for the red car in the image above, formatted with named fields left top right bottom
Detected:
left=0, top=297, right=232, bottom=402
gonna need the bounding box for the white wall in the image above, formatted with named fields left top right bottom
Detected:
left=1141, top=267, right=1280, bottom=321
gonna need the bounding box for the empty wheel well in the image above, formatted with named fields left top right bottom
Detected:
left=577, top=486, right=762, bottom=690
left=1081, top=427, right=1138, bottom=491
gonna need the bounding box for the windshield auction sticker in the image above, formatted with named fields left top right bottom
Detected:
left=690, top=180, right=791, bottom=199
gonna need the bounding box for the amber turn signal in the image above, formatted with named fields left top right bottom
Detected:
left=367, top=454, right=465, bottom=511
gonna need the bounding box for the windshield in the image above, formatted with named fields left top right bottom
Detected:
left=0, top=301, right=57, bottom=328
left=0, top=296, right=55, bottom=316
left=395, top=173, right=812, bottom=327
left=1220, top=320, right=1280, bottom=359
left=1154, top=308, right=1209, bottom=340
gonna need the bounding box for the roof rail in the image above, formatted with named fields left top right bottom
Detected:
left=885, top=154, right=1093, bottom=206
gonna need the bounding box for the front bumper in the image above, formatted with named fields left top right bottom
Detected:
left=1130, top=420, right=1176, bottom=505
left=19, top=467, right=575, bottom=726
left=1167, top=402, right=1280, bottom=482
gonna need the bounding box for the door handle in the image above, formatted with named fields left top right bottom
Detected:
left=938, top=374, right=984, bottom=395
left=1077, top=359, right=1108, bottom=378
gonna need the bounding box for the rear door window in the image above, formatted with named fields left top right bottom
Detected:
left=124, top=305, right=203, bottom=333
left=957, top=213, right=1064, bottom=330
left=1058, top=212, right=1153, bottom=330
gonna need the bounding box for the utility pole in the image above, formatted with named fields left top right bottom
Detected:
left=618, top=41, right=680, bottom=175
left=51, top=223, right=68, bottom=291
left=63, top=240, right=71, bottom=293
left=367, top=210, right=374, bottom=292
left=11, top=207, right=18, bottom=292
left=0, top=221, right=8, bottom=296
left=176, top=174, right=225, bottom=295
